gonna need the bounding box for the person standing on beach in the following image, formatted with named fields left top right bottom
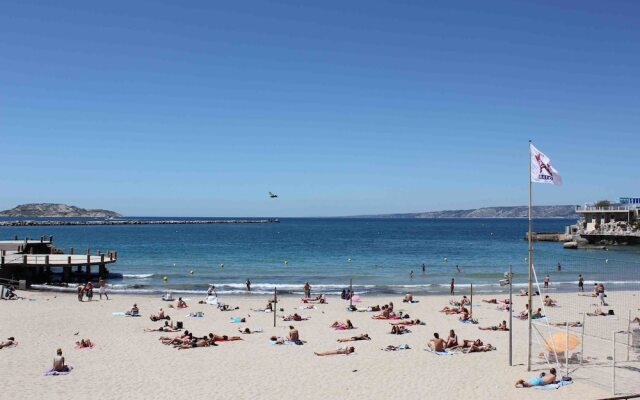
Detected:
left=578, top=274, right=584, bottom=292
left=543, top=275, right=550, bottom=288
left=246, top=279, right=251, bottom=292
left=77, top=285, right=84, bottom=302
left=98, top=278, right=108, bottom=300
left=85, top=281, right=94, bottom=301
left=450, top=278, right=455, bottom=295
left=422, top=263, right=426, bottom=273
left=304, top=282, right=311, bottom=298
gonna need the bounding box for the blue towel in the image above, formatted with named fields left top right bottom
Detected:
left=230, top=317, right=243, bottom=323
left=458, top=319, right=477, bottom=324
left=535, top=380, right=573, bottom=390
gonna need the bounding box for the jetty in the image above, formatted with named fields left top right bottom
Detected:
left=0, top=236, right=118, bottom=285
left=570, top=198, right=640, bottom=245
left=0, top=218, right=280, bottom=227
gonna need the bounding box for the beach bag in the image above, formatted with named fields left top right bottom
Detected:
left=176, top=321, right=183, bottom=329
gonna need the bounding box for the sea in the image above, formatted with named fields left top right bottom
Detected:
left=2, top=217, right=639, bottom=296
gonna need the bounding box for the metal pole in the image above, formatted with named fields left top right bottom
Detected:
left=565, top=323, right=570, bottom=378
left=273, top=287, right=277, bottom=328
left=509, top=264, right=513, bottom=366
left=627, top=309, right=632, bottom=362
left=349, top=278, right=353, bottom=308
left=580, top=313, right=585, bottom=366
left=612, top=331, right=616, bottom=395
left=528, top=139, right=534, bottom=372
left=470, top=283, right=473, bottom=317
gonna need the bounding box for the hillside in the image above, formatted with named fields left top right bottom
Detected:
left=352, top=205, right=577, bottom=219
left=0, top=203, right=122, bottom=218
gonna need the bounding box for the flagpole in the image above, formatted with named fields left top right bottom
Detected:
left=527, top=139, right=533, bottom=372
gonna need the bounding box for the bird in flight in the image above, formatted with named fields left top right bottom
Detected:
left=269, top=192, right=278, bottom=198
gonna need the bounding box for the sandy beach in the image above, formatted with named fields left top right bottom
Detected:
left=2, top=288, right=637, bottom=400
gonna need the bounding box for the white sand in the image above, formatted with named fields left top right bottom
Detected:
left=2, top=288, right=635, bottom=400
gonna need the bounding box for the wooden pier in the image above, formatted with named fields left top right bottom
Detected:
left=0, top=236, right=118, bottom=284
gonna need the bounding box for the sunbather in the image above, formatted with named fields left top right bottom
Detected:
left=175, top=336, right=211, bottom=349
left=479, top=321, right=508, bottom=331
left=160, top=332, right=192, bottom=345
left=446, top=329, right=458, bottom=348
left=403, top=292, right=414, bottom=303
left=176, top=297, right=188, bottom=308
left=459, top=308, right=471, bottom=321
left=125, top=303, right=140, bottom=316
left=283, top=313, right=306, bottom=321
left=338, top=334, right=371, bottom=342
left=209, top=333, right=242, bottom=342
left=518, top=304, right=529, bottom=319
left=514, top=368, right=556, bottom=388
left=390, top=319, right=422, bottom=326
left=551, top=321, right=582, bottom=327
left=532, top=308, right=544, bottom=319
left=53, top=348, right=69, bottom=372
left=391, top=325, right=410, bottom=335
left=464, top=343, right=495, bottom=353
left=287, top=326, right=300, bottom=342
left=75, top=339, right=94, bottom=348
left=314, top=346, right=355, bottom=356
left=367, top=305, right=381, bottom=312
left=145, top=321, right=179, bottom=332
left=331, top=320, right=354, bottom=330
left=427, top=332, right=446, bottom=352
left=0, top=337, right=15, bottom=349
left=543, top=295, right=557, bottom=307
left=460, top=339, right=483, bottom=349
left=150, top=308, right=170, bottom=321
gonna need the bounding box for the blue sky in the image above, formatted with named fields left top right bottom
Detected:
left=2, top=0, right=639, bottom=216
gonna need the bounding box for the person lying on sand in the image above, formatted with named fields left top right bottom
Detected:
left=302, top=294, right=326, bottom=304
left=514, top=368, right=556, bottom=388
left=427, top=333, right=446, bottom=352
left=479, top=321, right=508, bottom=331
left=53, top=348, right=69, bottom=372
left=314, top=346, right=355, bottom=356
left=543, top=295, right=557, bottom=307
left=391, top=326, right=410, bottom=335
left=446, top=330, right=458, bottom=348
left=208, top=333, right=242, bottom=343
left=518, top=304, right=529, bottom=319
left=483, top=298, right=510, bottom=304
left=283, top=313, right=307, bottom=322
left=449, top=296, right=470, bottom=307
left=372, top=307, right=394, bottom=319
left=331, top=320, right=354, bottom=330
left=532, top=308, right=544, bottom=319
left=338, top=334, right=371, bottom=342
left=175, top=336, right=211, bottom=349
left=0, top=337, right=15, bottom=349
left=239, top=327, right=263, bottom=334
left=75, top=339, right=94, bottom=348
left=460, top=339, right=483, bottom=349
left=464, top=343, right=495, bottom=353
left=218, top=304, right=240, bottom=311
left=632, top=317, right=640, bottom=324
left=390, top=319, right=423, bottom=326
left=552, top=321, right=582, bottom=327
left=145, top=321, right=179, bottom=332
left=160, top=332, right=192, bottom=345
left=587, top=308, right=609, bottom=317
left=367, top=305, right=381, bottom=312
left=440, top=306, right=468, bottom=315
left=150, top=308, right=170, bottom=321
left=496, top=303, right=510, bottom=311
left=519, top=289, right=539, bottom=296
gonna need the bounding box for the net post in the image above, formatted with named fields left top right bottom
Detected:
left=565, top=323, right=569, bottom=378
left=580, top=313, right=585, bottom=366
left=612, top=331, right=616, bottom=395
left=627, top=309, right=632, bottom=362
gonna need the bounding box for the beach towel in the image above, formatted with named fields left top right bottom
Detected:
left=112, top=312, right=126, bottom=316
left=43, top=367, right=73, bottom=376
left=230, top=317, right=244, bottom=323
left=383, top=344, right=410, bottom=351
left=424, top=349, right=454, bottom=356
left=535, top=380, right=573, bottom=390
left=458, top=319, right=478, bottom=324
left=187, top=312, right=205, bottom=318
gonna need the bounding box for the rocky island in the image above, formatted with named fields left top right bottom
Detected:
left=0, top=203, right=122, bottom=218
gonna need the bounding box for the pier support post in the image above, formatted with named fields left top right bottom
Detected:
left=70, top=247, right=74, bottom=255
left=86, top=254, right=91, bottom=279
left=64, top=256, right=71, bottom=282
left=99, top=264, right=106, bottom=279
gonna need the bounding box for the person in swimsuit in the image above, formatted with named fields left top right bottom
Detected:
left=337, top=334, right=370, bottom=342
left=464, top=343, right=495, bottom=353
left=331, top=320, right=354, bottom=329
left=390, top=319, right=422, bottom=326
left=403, top=292, right=414, bottom=303
left=515, top=368, right=556, bottom=387
left=427, top=333, right=446, bottom=352
left=391, top=325, right=409, bottom=335
left=0, top=337, right=15, bottom=349
left=314, top=346, right=355, bottom=356
left=53, top=348, right=69, bottom=372
left=578, top=274, right=584, bottom=292
left=479, top=321, right=508, bottom=331
left=176, top=298, right=188, bottom=308
left=446, top=330, right=458, bottom=348
left=98, top=278, right=108, bottom=300
left=287, top=326, right=299, bottom=342
left=303, top=282, right=311, bottom=298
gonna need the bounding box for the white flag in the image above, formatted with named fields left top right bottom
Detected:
left=530, top=143, right=562, bottom=185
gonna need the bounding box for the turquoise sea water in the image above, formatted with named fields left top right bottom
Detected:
left=2, top=218, right=639, bottom=295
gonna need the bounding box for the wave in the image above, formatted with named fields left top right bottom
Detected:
left=122, top=274, right=154, bottom=279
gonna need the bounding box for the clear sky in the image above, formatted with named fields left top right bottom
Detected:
left=2, top=0, right=639, bottom=217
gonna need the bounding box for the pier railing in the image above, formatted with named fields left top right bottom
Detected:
left=576, top=205, right=638, bottom=212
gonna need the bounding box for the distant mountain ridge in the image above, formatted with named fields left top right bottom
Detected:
left=0, top=203, right=122, bottom=218
left=351, top=205, right=578, bottom=219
